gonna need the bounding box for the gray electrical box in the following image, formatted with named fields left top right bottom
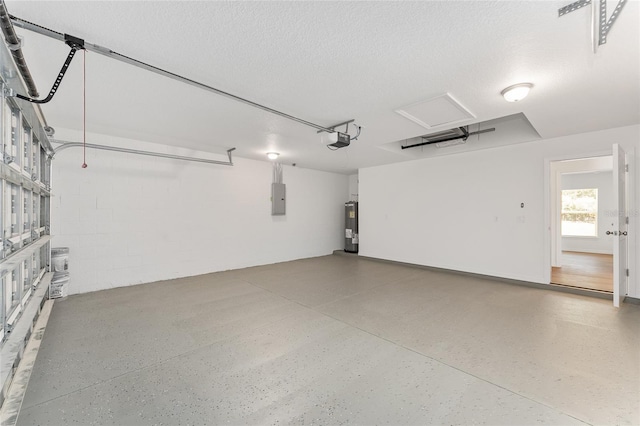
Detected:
left=271, top=183, right=286, bottom=215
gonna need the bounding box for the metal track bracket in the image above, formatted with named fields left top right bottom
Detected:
left=558, top=0, right=592, bottom=17
left=559, top=0, right=627, bottom=46
left=316, top=119, right=355, bottom=134
left=599, top=0, right=627, bottom=45
left=14, top=34, right=84, bottom=104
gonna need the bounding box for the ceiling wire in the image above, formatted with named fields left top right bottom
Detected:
left=82, top=49, right=87, bottom=168
left=344, top=143, right=350, bottom=170
left=351, top=125, right=361, bottom=141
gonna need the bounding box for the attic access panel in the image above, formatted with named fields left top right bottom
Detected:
left=395, top=93, right=475, bottom=129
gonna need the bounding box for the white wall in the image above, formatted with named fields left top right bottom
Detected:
left=51, top=129, right=348, bottom=295
left=348, top=173, right=359, bottom=201
left=561, top=171, right=613, bottom=254
left=359, top=124, right=640, bottom=298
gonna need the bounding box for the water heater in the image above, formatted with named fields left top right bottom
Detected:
left=345, top=201, right=358, bottom=253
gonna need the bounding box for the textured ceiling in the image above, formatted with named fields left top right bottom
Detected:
left=5, top=0, right=640, bottom=174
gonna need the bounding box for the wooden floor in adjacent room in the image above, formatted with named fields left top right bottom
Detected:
left=551, top=251, right=613, bottom=292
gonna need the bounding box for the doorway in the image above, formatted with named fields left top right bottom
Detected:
left=551, top=251, right=612, bottom=292
left=549, top=156, right=614, bottom=292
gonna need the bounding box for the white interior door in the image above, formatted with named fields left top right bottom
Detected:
left=613, top=144, right=628, bottom=307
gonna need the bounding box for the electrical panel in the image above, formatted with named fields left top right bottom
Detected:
left=271, top=183, right=286, bottom=215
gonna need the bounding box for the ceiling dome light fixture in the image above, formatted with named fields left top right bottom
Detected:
left=501, top=83, right=534, bottom=102
left=266, top=152, right=280, bottom=160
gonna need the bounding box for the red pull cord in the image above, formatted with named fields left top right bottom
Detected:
left=82, top=49, right=87, bottom=168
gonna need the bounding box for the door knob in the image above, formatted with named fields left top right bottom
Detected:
left=621, top=231, right=628, bottom=236
left=606, top=231, right=613, bottom=235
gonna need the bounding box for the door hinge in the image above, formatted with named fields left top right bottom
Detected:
left=626, top=217, right=629, bottom=225
left=625, top=164, right=629, bottom=172
left=626, top=269, right=629, bottom=277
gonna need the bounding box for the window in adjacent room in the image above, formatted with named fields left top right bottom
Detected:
left=561, top=188, right=598, bottom=237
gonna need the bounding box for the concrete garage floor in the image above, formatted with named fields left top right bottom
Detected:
left=17, top=255, right=640, bottom=425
